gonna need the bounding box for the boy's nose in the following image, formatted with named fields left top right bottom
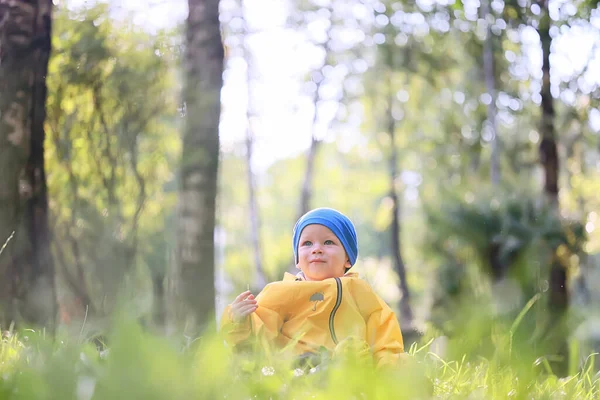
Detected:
left=312, top=244, right=323, bottom=253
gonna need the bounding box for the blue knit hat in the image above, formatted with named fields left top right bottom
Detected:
left=292, top=208, right=359, bottom=267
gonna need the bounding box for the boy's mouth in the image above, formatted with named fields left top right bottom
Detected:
left=310, top=259, right=325, bottom=263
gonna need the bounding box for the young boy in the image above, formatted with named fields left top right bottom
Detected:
left=220, top=208, right=405, bottom=369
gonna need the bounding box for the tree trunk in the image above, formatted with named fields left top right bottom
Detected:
left=0, top=0, right=56, bottom=329
left=299, top=137, right=320, bottom=218
left=242, top=3, right=266, bottom=289
left=537, top=6, right=559, bottom=207
left=175, top=0, right=224, bottom=335
left=290, top=134, right=320, bottom=274
left=386, top=72, right=414, bottom=327
left=245, top=137, right=267, bottom=289
left=537, top=1, right=565, bottom=311
left=152, top=273, right=166, bottom=330
left=298, top=6, right=333, bottom=219
left=480, top=0, right=500, bottom=185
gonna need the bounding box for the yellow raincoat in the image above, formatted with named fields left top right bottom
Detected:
left=221, top=272, right=405, bottom=368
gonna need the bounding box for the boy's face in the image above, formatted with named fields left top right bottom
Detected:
left=296, top=224, right=350, bottom=281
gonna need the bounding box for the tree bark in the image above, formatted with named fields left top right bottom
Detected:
left=537, top=4, right=559, bottom=207
left=0, top=0, right=56, bottom=329
left=174, top=0, right=224, bottom=335
left=537, top=1, right=566, bottom=311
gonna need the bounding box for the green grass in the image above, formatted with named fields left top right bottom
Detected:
left=0, top=317, right=599, bottom=400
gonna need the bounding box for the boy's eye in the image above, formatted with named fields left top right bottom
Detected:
left=302, top=241, right=312, bottom=246
left=324, top=240, right=334, bottom=245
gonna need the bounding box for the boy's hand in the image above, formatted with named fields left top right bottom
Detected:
left=230, top=290, right=258, bottom=323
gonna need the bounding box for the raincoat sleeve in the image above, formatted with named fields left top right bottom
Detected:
left=366, top=295, right=405, bottom=369
left=220, top=284, right=284, bottom=349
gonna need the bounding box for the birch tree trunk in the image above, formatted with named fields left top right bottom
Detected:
left=174, top=0, right=224, bottom=334
left=299, top=137, right=320, bottom=218
left=242, top=1, right=266, bottom=289
left=537, top=1, right=565, bottom=311
left=0, top=0, right=56, bottom=329
left=480, top=0, right=500, bottom=185
left=298, top=5, right=334, bottom=218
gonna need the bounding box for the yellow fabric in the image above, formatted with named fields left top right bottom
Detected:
left=220, top=272, right=405, bottom=368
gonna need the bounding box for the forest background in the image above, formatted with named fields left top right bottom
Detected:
left=1, top=0, right=600, bottom=396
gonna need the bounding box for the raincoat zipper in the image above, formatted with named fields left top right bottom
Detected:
left=329, top=277, right=342, bottom=344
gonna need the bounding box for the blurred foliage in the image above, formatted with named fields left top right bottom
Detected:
left=425, top=187, right=587, bottom=346
left=45, top=3, right=181, bottom=328
left=20, top=0, right=600, bottom=387
left=1, top=317, right=600, bottom=399
left=428, top=188, right=585, bottom=283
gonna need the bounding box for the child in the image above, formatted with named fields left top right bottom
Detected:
left=220, top=208, right=405, bottom=369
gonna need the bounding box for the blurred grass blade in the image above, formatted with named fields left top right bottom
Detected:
left=0, top=231, right=15, bottom=258
left=510, top=293, right=541, bottom=334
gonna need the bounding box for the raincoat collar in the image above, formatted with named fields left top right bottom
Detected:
left=283, top=271, right=359, bottom=282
